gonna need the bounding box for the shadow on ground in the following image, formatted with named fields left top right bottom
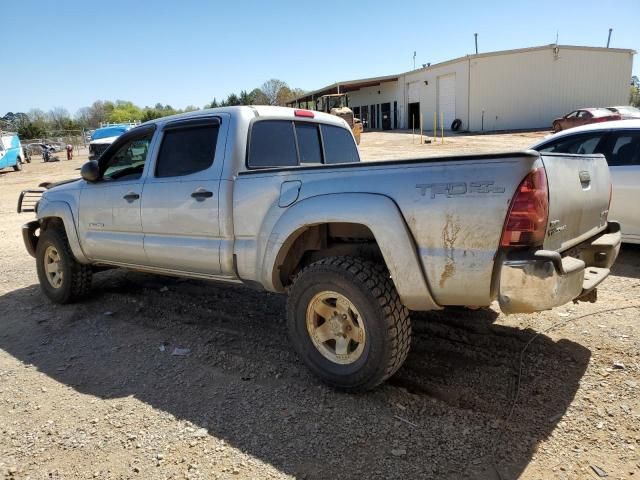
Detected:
left=611, top=243, right=640, bottom=279
left=0, top=271, right=590, bottom=479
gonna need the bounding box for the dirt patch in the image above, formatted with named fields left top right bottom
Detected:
left=1, top=143, right=639, bottom=479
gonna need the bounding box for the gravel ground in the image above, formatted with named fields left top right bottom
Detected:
left=0, top=136, right=639, bottom=480
left=358, top=129, right=548, bottom=161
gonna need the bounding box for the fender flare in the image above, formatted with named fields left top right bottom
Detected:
left=37, top=200, right=89, bottom=264
left=262, top=193, right=441, bottom=311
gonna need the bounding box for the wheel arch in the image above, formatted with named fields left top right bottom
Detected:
left=37, top=200, right=89, bottom=264
left=262, top=193, right=440, bottom=311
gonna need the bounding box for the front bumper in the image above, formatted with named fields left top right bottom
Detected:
left=498, top=222, right=621, bottom=314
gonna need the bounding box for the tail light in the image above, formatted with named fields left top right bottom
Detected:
left=500, top=168, right=549, bottom=248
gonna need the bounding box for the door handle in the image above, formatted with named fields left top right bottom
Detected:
left=191, top=189, right=213, bottom=200
left=123, top=192, right=140, bottom=201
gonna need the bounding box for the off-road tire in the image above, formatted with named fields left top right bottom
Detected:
left=36, top=227, right=92, bottom=304
left=287, top=256, right=411, bottom=391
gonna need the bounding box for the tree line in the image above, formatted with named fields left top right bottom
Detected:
left=2, top=79, right=305, bottom=139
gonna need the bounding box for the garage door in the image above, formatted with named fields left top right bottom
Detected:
left=437, top=74, right=456, bottom=130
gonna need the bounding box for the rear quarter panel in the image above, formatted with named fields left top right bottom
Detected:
left=233, top=154, right=538, bottom=307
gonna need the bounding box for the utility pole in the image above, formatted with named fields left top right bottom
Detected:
left=413, top=51, right=416, bottom=70
left=606, top=28, right=613, bottom=48
left=474, top=33, right=478, bottom=54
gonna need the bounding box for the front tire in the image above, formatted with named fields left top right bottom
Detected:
left=36, top=227, right=92, bottom=304
left=13, top=160, right=22, bottom=171
left=287, top=256, right=411, bottom=391
left=552, top=121, right=562, bottom=133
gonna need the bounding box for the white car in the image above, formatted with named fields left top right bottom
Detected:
left=531, top=120, right=640, bottom=243
left=606, top=106, right=640, bottom=120
left=88, top=124, right=135, bottom=160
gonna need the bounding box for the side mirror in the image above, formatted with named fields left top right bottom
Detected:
left=81, top=160, right=100, bottom=182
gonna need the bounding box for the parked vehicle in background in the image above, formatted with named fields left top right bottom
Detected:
left=532, top=119, right=640, bottom=244
left=0, top=132, right=26, bottom=172
left=18, top=106, right=620, bottom=390
left=88, top=123, right=137, bottom=160
left=606, top=106, right=640, bottom=119
left=552, top=108, right=621, bottom=132
left=315, top=94, right=363, bottom=144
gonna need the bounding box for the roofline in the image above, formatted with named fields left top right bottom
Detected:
left=288, top=72, right=401, bottom=104
left=289, top=44, right=637, bottom=103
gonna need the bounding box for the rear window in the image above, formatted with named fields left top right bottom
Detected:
left=248, top=120, right=359, bottom=168
left=248, top=121, right=297, bottom=168
left=321, top=125, right=359, bottom=164
left=295, top=123, right=322, bottom=164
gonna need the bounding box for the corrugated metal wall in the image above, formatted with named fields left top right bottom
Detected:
left=469, top=47, right=633, bottom=131
left=346, top=46, right=634, bottom=131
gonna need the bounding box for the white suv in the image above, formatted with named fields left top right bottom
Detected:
left=532, top=120, right=640, bottom=244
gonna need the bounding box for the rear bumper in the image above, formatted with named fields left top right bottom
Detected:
left=22, top=220, right=40, bottom=258
left=498, top=222, right=621, bottom=314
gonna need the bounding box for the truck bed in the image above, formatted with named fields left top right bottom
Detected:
left=233, top=150, right=611, bottom=307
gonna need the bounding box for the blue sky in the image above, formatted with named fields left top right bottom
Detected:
left=2, top=0, right=638, bottom=115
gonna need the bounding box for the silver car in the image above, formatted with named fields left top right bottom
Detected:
left=532, top=119, right=640, bottom=243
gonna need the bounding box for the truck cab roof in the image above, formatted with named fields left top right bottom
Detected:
left=141, top=105, right=350, bottom=130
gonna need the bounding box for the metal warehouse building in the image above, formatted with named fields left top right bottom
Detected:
left=290, top=44, right=635, bottom=132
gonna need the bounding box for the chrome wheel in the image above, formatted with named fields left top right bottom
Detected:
left=306, top=291, right=366, bottom=365
left=44, top=245, right=64, bottom=289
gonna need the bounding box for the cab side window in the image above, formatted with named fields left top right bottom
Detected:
left=103, top=132, right=154, bottom=181
left=155, top=123, right=219, bottom=178
left=608, top=132, right=640, bottom=166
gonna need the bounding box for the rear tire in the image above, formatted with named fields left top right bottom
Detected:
left=286, top=256, right=411, bottom=391
left=36, top=227, right=92, bottom=304
left=13, top=160, right=22, bottom=171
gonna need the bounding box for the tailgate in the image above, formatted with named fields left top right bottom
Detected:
left=541, top=152, right=611, bottom=252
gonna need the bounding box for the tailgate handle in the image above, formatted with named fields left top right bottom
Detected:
left=579, top=171, right=591, bottom=188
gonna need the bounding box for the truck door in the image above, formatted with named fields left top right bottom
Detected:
left=78, top=127, right=155, bottom=264
left=141, top=117, right=225, bottom=275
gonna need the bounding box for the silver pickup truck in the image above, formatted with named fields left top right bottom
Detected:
left=19, top=106, right=621, bottom=390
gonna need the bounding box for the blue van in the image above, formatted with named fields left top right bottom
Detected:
left=0, top=132, right=25, bottom=172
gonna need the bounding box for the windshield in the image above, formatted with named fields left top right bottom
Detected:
left=327, top=96, right=347, bottom=109
left=91, top=126, right=129, bottom=140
